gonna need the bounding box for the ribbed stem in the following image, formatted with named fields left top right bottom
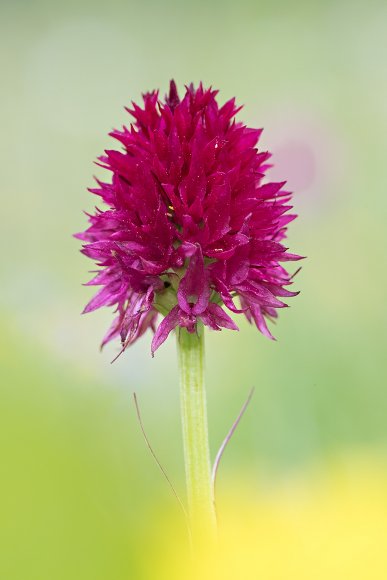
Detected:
left=177, top=324, right=216, bottom=540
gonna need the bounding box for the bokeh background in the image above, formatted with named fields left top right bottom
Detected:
left=1, top=0, right=387, bottom=577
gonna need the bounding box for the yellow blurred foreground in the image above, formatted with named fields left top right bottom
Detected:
left=155, top=455, right=387, bottom=580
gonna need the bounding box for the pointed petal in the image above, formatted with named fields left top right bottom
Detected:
left=177, top=245, right=210, bottom=315
left=151, top=306, right=180, bottom=355
left=201, top=303, right=239, bottom=331
left=250, top=304, right=276, bottom=340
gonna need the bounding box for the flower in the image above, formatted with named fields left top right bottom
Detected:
left=77, top=80, right=301, bottom=356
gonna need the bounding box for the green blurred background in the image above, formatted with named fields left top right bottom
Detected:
left=1, top=0, right=386, bottom=577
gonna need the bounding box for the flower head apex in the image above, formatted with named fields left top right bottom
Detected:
left=77, top=80, right=302, bottom=356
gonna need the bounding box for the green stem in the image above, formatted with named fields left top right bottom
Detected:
left=176, top=324, right=217, bottom=537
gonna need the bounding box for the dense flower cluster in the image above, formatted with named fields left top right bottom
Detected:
left=77, top=81, right=301, bottom=356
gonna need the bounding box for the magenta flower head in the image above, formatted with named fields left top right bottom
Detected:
left=77, top=81, right=302, bottom=357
